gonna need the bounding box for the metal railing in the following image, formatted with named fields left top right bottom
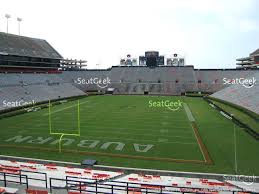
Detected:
left=0, top=171, right=28, bottom=188
left=0, top=169, right=242, bottom=194
left=47, top=176, right=240, bottom=194
left=20, top=170, right=48, bottom=188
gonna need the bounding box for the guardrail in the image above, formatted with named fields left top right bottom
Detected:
left=21, top=170, right=47, bottom=188
left=47, top=175, right=240, bottom=194
left=0, top=171, right=28, bottom=189
left=0, top=164, right=246, bottom=194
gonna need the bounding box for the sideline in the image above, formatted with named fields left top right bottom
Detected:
left=183, top=103, right=213, bottom=164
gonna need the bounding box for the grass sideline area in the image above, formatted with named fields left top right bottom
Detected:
left=0, top=95, right=258, bottom=175
left=208, top=98, right=259, bottom=134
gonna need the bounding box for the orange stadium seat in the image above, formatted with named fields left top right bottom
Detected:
left=44, top=163, right=56, bottom=167
left=0, top=188, right=5, bottom=194
left=65, top=171, right=82, bottom=176
left=26, top=189, right=48, bottom=194
left=128, top=188, right=142, bottom=194
left=128, top=177, right=139, bottom=181
left=46, top=166, right=57, bottom=170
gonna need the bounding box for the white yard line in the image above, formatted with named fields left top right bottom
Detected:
left=80, top=134, right=196, bottom=145
left=183, top=103, right=195, bottom=122
left=43, top=100, right=89, bottom=116
left=6, top=130, right=196, bottom=145
left=183, top=103, right=206, bottom=162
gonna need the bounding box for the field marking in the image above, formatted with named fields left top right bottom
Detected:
left=0, top=144, right=206, bottom=164
left=4, top=125, right=194, bottom=135
left=183, top=102, right=213, bottom=165
left=190, top=122, right=213, bottom=164
left=43, top=100, right=89, bottom=116
left=160, top=129, right=168, bottom=133
left=83, top=130, right=194, bottom=139
left=79, top=117, right=192, bottom=127
left=14, top=128, right=195, bottom=140
left=190, top=123, right=206, bottom=162
left=44, top=126, right=193, bottom=136
left=183, top=103, right=195, bottom=122
left=0, top=96, right=210, bottom=165
left=6, top=125, right=194, bottom=134
left=95, top=111, right=188, bottom=116
left=183, top=103, right=205, bottom=161
left=81, top=135, right=196, bottom=145
left=80, top=116, right=190, bottom=123
left=4, top=130, right=197, bottom=145
left=158, top=138, right=168, bottom=142
left=47, top=98, right=193, bottom=153
left=79, top=121, right=193, bottom=130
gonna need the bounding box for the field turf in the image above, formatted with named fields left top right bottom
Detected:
left=0, top=95, right=258, bottom=175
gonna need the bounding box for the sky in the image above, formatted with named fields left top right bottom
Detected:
left=0, top=0, right=258, bottom=69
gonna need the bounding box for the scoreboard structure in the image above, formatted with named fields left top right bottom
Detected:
left=139, top=51, right=164, bottom=67
left=166, top=53, right=185, bottom=66
left=120, top=51, right=185, bottom=67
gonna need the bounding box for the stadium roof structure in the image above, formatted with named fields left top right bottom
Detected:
left=250, top=48, right=259, bottom=56
left=60, top=58, right=87, bottom=70
left=236, top=48, right=259, bottom=69
left=0, top=32, right=63, bottom=59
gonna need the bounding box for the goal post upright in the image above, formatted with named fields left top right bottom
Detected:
left=48, top=99, right=81, bottom=153
left=77, top=99, right=81, bottom=136
left=48, top=99, right=52, bottom=134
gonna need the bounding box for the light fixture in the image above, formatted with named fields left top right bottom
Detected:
left=17, top=17, right=22, bottom=35
left=5, top=14, right=11, bottom=33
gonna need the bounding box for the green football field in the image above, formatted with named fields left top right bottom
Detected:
left=0, top=95, right=258, bottom=175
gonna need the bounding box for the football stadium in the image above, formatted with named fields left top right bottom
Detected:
left=0, top=31, right=258, bottom=193
left=0, top=2, right=259, bottom=193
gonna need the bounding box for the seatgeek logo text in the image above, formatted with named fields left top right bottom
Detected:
left=148, top=100, right=183, bottom=111
left=2, top=100, right=36, bottom=108
left=75, top=77, right=111, bottom=88
left=223, top=77, right=256, bottom=88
